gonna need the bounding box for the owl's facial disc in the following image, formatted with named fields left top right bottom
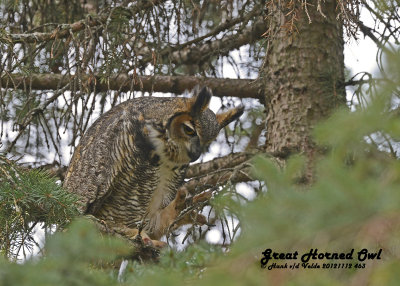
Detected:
left=162, top=114, right=201, bottom=164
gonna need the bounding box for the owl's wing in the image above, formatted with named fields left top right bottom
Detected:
left=63, top=103, right=142, bottom=214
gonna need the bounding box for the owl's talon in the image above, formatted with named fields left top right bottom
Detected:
left=136, top=235, right=167, bottom=249
left=142, top=237, right=153, bottom=246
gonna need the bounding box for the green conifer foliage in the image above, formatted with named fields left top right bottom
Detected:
left=0, top=157, right=79, bottom=259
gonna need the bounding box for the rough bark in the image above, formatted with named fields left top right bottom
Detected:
left=262, top=0, right=346, bottom=160
left=1, top=73, right=262, bottom=99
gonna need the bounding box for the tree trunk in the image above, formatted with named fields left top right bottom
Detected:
left=262, top=0, right=345, bottom=161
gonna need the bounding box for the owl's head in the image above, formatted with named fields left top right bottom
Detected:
left=159, top=86, right=244, bottom=164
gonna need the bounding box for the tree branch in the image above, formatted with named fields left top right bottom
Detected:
left=182, top=151, right=285, bottom=195
left=1, top=73, right=263, bottom=99
left=186, top=152, right=253, bottom=179
left=1, top=0, right=165, bottom=44
left=138, top=10, right=265, bottom=67
left=182, top=152, right=258, bottom=196
left=146, top=17, right=266, bottom=67
left=356, top=20, right=392, bottom=54
left=183, top=164, right=253, bottom=196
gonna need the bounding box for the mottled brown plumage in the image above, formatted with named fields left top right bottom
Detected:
left=64, top=87, right=243, bottom=244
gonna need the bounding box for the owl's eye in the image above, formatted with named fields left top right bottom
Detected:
left=182, top=123, right=196, bottom=136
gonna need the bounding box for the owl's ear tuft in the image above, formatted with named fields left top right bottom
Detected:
left=189, top=86, right=212, bottom=117
left=217, top=106, right=244, bottom=129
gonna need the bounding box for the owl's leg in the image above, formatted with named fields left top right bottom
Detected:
left=153, top=188, right=212, bottom=240
left=172, top=190, right=212, bottom=227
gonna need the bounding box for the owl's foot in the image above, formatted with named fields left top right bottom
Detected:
left=179, top=189, right=213, bottom=226
left=126, top=229, right=167, bottom=249
left=151, top=188, right=214, bottom=240
left=141, top=237, right=167, bottom=248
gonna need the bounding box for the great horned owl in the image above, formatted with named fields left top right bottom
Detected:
left=64, top=87, right=243, bottom=244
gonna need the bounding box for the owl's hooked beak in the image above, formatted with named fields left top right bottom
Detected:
left=188, top=136, right=202, bottom=162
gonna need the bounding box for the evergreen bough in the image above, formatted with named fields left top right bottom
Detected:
left=0, top=156, right=79, bottom=260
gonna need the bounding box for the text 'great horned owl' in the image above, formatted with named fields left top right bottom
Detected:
left=64, top=87, right=244, bottom=244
